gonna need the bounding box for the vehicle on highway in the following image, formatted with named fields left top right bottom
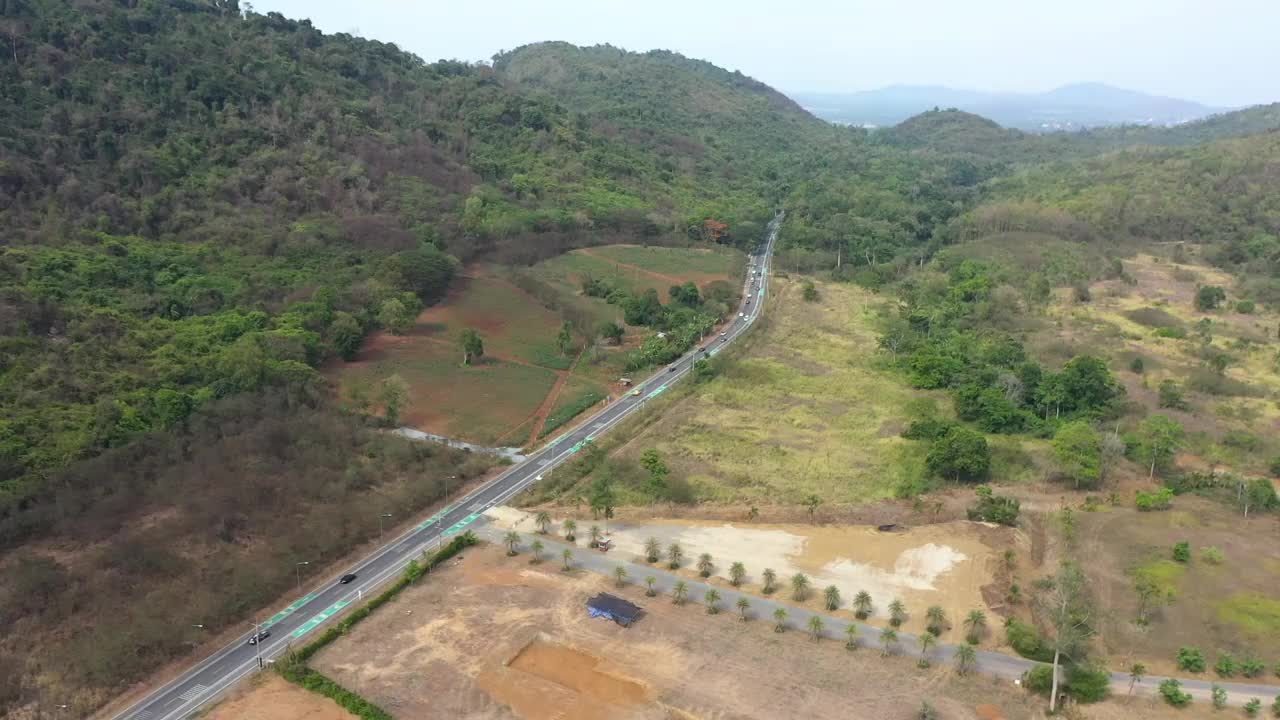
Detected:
left=739, top=312, right=745, bottom=317
left=667, top=364, right=677, bottom=372
left=247, top=630, right=270, bottom=646
left=719, top=331, right=726, bottom=336
left=339, top=573, right=358, bottom=584
left=630, top=389, right=641, bottom=396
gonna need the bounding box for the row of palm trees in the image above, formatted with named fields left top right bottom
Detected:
left=503, top=529, right=984, bottom=674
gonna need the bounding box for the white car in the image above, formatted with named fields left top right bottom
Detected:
left=739, top=312, right=745, bottom=317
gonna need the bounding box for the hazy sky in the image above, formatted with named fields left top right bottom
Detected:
left=254, top=0, right=1278, bottom=107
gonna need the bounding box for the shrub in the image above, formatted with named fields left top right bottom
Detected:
left=1065, top=663, right=1111, bottom=703
left=1172, top=541, right=1191, bottom=563
left=1158, top=380, right=1189, bottom=410
left=1212, top=684, right=1228, bottom=709
left=1155, top=326, right=1188, bottom=339
left=1130, top=356, right=1145, bottom=374
left=1241, top=658, right=1266, bottom=678
left=901, top=418, right=956, bottom=441
left=1136, top=487, right=1175, bottom=511
left=1177, top=646, right=1206, bottom=673
left=1159, top=678, right=1192, bottom=707
left=1201, top=546, right=1225, bottom=564
left=1245, top=698, right=1261, bottom=717
left=967, top=485, right=1020, bottom=526
left=1223, top=430, right=1261, bottom=451
left=1216, top=651, right=1237, bottom=678
left=1196, top=285, right=1227, bottom=311
left=1236, top=300, right=1256, bottom=314
left=1022, top=664, right=1055, bottom=694
left=1006, top=618, right=1053, bottom=662
left=802, top=279, right=819, bottom=302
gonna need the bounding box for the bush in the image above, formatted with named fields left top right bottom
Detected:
left=1212, top=684, right=1228, bottom=709
left=1022, top=664, right=1055, bottom=694
left=1241, top=657, right=1266, bottom=678
left=1005, top=618, right=1053, bottom=662
left=1196, top=285, right=1227, bottom=311
left=1065, top=663, right=1112, bottom=703
left=1177, top=646, right=1206, bottom=673
left=1159, top=678, right=1192, bottom=707
left=901, top=418, right=956, bottom=441
left=1270, top=456, right=1280, bottom=478
left=1136, top=487, right=1175, bottom=511
left=1172, top=541, right=1191, bottom=563
left=967, top=485, right=1020, bottom=526
left=1158, top=380, right=1189, bottom=410
left=1245, top=698, right=1261, bottom=717
left=1130, top=356, right=1145, bottom=374
left=1215, top=651, right=1237, bottom=678
left=1236, top=300, right=1256, bottom=314
left=801, top=279, right=819, bottom=302
left=1201, top=546, right=1225, bottom=564
left=1155, top=326, right=1189, bottom=339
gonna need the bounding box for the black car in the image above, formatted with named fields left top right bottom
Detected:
left=247, top=630, right=270, bottom=646
left=340, top=573, right=358, bottom=584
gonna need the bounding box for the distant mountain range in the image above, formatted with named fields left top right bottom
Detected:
left=792, top=83, right=1230, bottom=131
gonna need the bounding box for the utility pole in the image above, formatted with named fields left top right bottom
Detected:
left=250, top=621, right=264, bottom=669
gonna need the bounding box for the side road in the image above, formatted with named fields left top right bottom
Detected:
left=476, top=522, right=1280, bottom=709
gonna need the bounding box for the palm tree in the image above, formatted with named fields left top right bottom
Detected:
left=704, top=589, right=721, bottom=614
left=736, top=597, right=750, bottom=621
left=696, top=552, right=714, bottom=578
left=672, top=580, right=688, bottom=605
left=963, top=610, right=987, bottom=645
left=807, top=615, right=825, bottom=641
left=823, top=585, right=841, bottom=611
left=761, top=568, right=777, bottom=595
left=530, top=539, right=544, bottom=564
left=563, top=519, right=577, bottom=542
left=844, top=623, right=860, bottom=650
left=772, top=607, right=788, bottom=633
left=588, top=524, right=602, bottom=548
left=503, top=530, right=520, bottom=556
left=561, top=548, right=573, bottom=571
left=918, top=632, right=936, bottom=668
left=644, top=537, right=662, bottom=563
left=888, top=599, right=907, bottom=628
left=728, top=561, right=746, bottom=587
left=853, top=590, right=873, bottom=620
left=790, top=573, right=810, bottom=601
left=644, top=576, right=657, bottom=597
left=667, top=542, right=683, bottom=570
left=534, top=511, right=551, bottom=534
left=613, top=564, right=627, bottom=588
left=879, top=627, right=898, bottom=656
left=954, top=642, right=977, bottom=675
left=925, top=605, right=947, bottom=636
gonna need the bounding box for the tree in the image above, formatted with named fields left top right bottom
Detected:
left=379, top=374, right=409, bottom=425
left=954, top=642, right=977, bottom=675
left=1158, top=380, right=1189, bottom=410
left=761, top=568, right=777, bottom=594
left=1138, top=414, right=1184, bottom=479
left=330, top=312, right=364, bottom=360
left=601, top=321, right=625, bottom=345
left=889, top=599, right=908, bottom=628
left=801, top=279, right=819, bottom=302
left=736, top=596, right=751, bottom=620
left=644, top=576, right=656, bottom=596
left=562, top=519, right=577, bottom=542
left=644, top=537, right=662, bottom=563
left=879, top=627, right=898, bottom=656
left=853, top=591, right=873, bottom=619
left=1039, top=563, right=1093, bottom=713
left=588, top=524, right=602, bottom=548
left=613, top=564, right=627, bottom=588
left=459, top=327, right=484, bottom=365
left=530, top=539, right=544, bottom=564
left=790, top=573, right=811, bottom=601
left=588, top=472, right=616, bottom=521
left=773, top=607, right=788, bottom=633
left=503, top=531, right=520, bottom=556
left=704, top=589, right=721, bottom=614
left=918, top=632, right=936, bottom=667
left=696, top=552, right=714, bottom=578
left=1195, top=285, right=1227, bottom=311
left=925, top=605, right=948, bottom=636
left=926, top=426, right=990, bottom=482
left=807, top=615, right=825, bottom=641
left=672, top=580, right=688, bottom=605
left=534, top=511, right=551, bottom=534
left=1053, top=355, right=1122, bottom=415
left=964, top=610, right=987, bottom=644
left=556, top=321, right=574, bottom=356
left=1211, top=684, right=1227, bottom=709
left=729, top=562, right=746, bottom=587
left=1127, top=662, right=1146, bottom=696
left=1241, top=477, right=1279, bottom=518
left=804, top=494, right=822, bottom=521
left=667, top=542, right=683, bottom=569
left=823, top=585, right=841, bottom=611
left=844, top=623, right=860, bottom=650
left=1052, top=421, right=1103, bottom=490
left=639, top=449, right=669, bottom=497
left=377, top=297, right=415, bottom=335
left=561, top=548, right=574, bottom=571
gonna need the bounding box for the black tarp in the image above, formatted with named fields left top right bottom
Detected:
left=586, top=592, right=642, bottom=626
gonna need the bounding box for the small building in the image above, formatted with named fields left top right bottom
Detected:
left=586, top=593, right=642, bottom=627
left=618, top=377, right=633, bottom=386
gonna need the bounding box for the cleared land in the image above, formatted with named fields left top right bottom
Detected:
left=310, top=542, right=1047, bottom=720
left=202, top=675, right=355, bottom=720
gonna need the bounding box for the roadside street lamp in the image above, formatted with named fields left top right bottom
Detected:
left=191, top=624, right=205, bottom=629
left=379, top=512, right=393, bottom=540
left=249, top=621, right=264, bottom=669
left=295, top=561, right=309, bottom=592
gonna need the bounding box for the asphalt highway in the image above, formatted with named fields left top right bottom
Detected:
left=107, top=214, right=783, bottom=720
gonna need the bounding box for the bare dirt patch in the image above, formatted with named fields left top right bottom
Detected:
left=202, top=674, right=356, bottom=720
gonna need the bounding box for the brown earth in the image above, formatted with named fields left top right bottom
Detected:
left=201, top=675, right=356, bottom=720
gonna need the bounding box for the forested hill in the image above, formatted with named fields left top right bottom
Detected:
left=0, top=1, right=776, bottom=539
left=493, top=42, right=827, bottom=190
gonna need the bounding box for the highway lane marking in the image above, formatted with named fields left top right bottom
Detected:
left=175, top=685, right=207, bottom=702
left=261, top=593, right=317, bottom=630
left=646, top=384, right=668, bottom=399
left=290, top=600, right=350, bottom=639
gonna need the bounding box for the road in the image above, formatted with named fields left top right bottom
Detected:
left=478, top=525, right=1280, bottom=708
left=106, top=214, right=784, bottom=720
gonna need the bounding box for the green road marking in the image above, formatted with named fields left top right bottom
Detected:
left=569, top=441, right=584, bottom=454
left=262, top=593, right=317, bottom=629
left=646, top=384, right=668, bottom=400
left=414, top=508, right=451, bottom=532
left=443, top=512, right=482, bottom=537
left=291, top=600, right=350, bottom=639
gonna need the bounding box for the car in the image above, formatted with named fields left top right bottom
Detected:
left=247, top=630, right=271, bottom=646
left=667, top=364, right=677, bottom=372
left=339, top=573, right=358, bottom=584
left=630, top=389, right=641, bottom=396
left=719, top=331, right=726, bottom=336
left=739, top=312, right=745, bottom=317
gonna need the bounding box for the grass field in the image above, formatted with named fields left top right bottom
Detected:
left=602, top=279, right=950, bottom=505
left=539, top=375, right=608, bottom=439
left=529, top=243, right=743, bottom=306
